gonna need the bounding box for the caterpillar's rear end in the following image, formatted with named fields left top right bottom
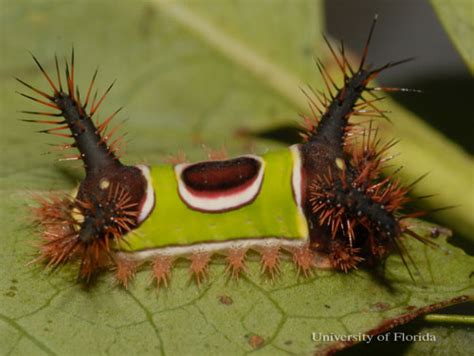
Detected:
left=20, top=17, right=432, bottom=285
left=299, top=18, right=431, bottom=273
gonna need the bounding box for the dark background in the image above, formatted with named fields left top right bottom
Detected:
left=325, top=0, right=473, bottom=154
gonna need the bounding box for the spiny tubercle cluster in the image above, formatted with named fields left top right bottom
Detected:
left=299, top=19, right=428, bottom=273
left=19, top=52, right=146, bottom=281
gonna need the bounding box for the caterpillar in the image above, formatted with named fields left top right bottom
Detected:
left=19, top=17, right=431, bottom=287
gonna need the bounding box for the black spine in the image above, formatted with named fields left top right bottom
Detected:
left=56, top=93, right=122, bottom=176
left=311, top=71, right=370, bottom=150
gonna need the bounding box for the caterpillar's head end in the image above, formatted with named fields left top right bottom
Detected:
left=31, top=149, right=151, bottom=282
left=21, top=53, right=153, bottom=281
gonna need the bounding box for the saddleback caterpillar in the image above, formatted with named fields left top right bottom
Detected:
left=19, top=17, right=433, bottom=287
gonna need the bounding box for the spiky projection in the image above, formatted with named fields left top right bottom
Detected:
left=18, top=51, right=147, bottom=281
left=299, top=16, right=431, bottom=274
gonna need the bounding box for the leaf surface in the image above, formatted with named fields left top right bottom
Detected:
left=1, top=1, right=473, bottom=355
left=430, top=0, right=474, bottom=73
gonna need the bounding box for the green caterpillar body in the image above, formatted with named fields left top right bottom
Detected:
left=123, top=147, right=308, bottom=254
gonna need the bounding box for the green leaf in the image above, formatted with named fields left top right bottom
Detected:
left=1, top=0, right=473, bottom=355
left=430, top=0, right=474, bottom=73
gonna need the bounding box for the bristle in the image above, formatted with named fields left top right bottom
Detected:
left=315, top=60, right=335, bottom=99
left=391, top=239, right=417, bottom=282
left=97, top=107, right=123, bottom=133
left=151, top=255, right=173, bottom=288
left=259, top=246, right=280, bottom=280
left=317, top=58, right=339, bottom=93
left=84, top=69, right=98, bottom=109
left=189, top=252, right=211, bottom=286
left=369, top=57, right=416, bottom=78
left=40, top=131, right=73, bottom=138
left=22, top=118, right=64, bottom=125
left=358, top=14, right=378, bottom=72
left=70, top=48, right=75, bottom=96
left=313, top=88, right=329, bottom=108
left=225, top=248, right=247, bottom=279
left=48, top=142, right=76, bottom=151
left=322, top=35, right=346, bottom=77
left=203, top=145, right=229, bottom=161
left=109, top=135, right=127, bottom=158
left=99, top=122, right=126, bottom=153
left=360, top=97, right=390, bottom=122
left=17, top=91, right=58, bottom=109
left=90, top=90, right=99, bottom=112
left=329, top=244, right=364, bottom=273
left=20, top=111, right=63, bottom=118
left=54, top=54, right=63, bottom=92
left=39, top=124, right=70, bottom=133
left=369, top=86, right=422, bottom=94
left=75, top=86, right=83, bottom=115
left=403, top=228, right=438, bottom=248
left=90, top=81, right=115, bottom=116
left=115, top=258, right=138, bottom=288
left=301, top=87, right=322, bottom=117
left=15, top=78, right=53, bottom=100
left=58, top=154, right=81, bottom=162
left=354, top=96, right=385, bottom=108
left=165, top=151, right=187, bottom=165
left=30, top=53, right=59, bottom=96
left=292, top=246, right=315, bottom=277
left=30, top=194, right=78, bottom=268
left=64, top=59, right=73, bottom=100
left=339, top=39, right=354, bottom=75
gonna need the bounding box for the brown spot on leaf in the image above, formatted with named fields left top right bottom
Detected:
left=219, top=295, right=233, bottom=305
left=248, top=334, right=264, bottom=349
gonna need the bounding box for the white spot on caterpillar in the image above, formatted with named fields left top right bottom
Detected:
left=99, top=179, right=110, bottom=190
left=289, top=144, right=308, bottom=238
left=136, top=165, right=155, bottom=224
left=71, top=206, right=84, bottom=226
left=290, top=145, right=303, bottom=209
left=335, top=157, right=345, bottom=170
